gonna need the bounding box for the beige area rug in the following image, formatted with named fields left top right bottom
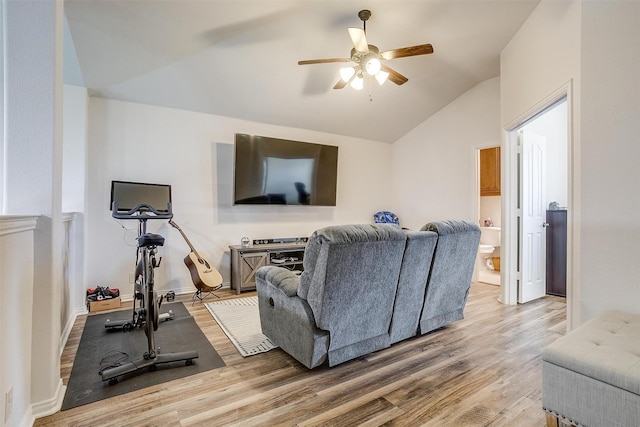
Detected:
left=205, top=296, right=278, bottom=357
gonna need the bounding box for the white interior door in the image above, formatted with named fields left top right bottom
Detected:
left=518, top=130, right=547, bottom=303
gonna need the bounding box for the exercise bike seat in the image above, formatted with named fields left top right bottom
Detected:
left=138, top=233, right=165, bottom=248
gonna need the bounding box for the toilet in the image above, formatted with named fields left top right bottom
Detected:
left=476, top=227, right=501, bottom=285
left=479, top=244, right=495, bottom=254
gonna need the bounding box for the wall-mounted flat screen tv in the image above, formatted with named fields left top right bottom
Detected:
left=233, top=133, right=338, bottom=206
left=110, top=180, right=172, bottom=213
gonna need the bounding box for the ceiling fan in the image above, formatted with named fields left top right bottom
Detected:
left=298, top=9, right=434, bottom=90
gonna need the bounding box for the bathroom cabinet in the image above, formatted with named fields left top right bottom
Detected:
left=546, top=209, right=567, bottom=297
left=480, top=147, right=501, bottom=196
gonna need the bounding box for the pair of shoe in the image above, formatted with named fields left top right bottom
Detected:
left=86, top=286, right=120, bottom=301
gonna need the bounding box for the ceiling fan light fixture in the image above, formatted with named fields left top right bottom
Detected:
left=364, top=56, right=381, bottom=75
left=375, top=70, right=389, bottom=85
left=350, top=74, right=364, bottom=90
left=340, top=66, right=355, bottom=82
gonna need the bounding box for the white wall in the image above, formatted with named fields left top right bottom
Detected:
left=85, top=98, right=393, bottom=297
left=500, top=0, right=581, bottom=127
left=391, top=77, right=501, bottom=230
left=62, top=84, right=88, bottom=213
left=3, top=0, right=63, bottom=216
left=522, top=99, right=568, bottom=208
left=502, top=0, right=640, bottom=324
left=480, top=196, right=501, bottom=228
left=0, top=219, right=37, bottom=427
left=62, top=85, right=88, bottom=324
left=0, top=1, right=4, bottom=214
left=1, top=0, right=66, bottom=422
left=579, top=1, right=640, bottom=321
left=500, top=0, right=581, bottom=313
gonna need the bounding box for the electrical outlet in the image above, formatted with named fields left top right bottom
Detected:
left=5, top=386, right=13, bottom=423
left=129, top=272, right=135, bottom=284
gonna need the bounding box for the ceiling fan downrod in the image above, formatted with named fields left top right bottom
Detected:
left=358, top=9, right=371, bottom=33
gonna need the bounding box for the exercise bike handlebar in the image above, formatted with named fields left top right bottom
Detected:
left=111, top=202, right=174, bottom=220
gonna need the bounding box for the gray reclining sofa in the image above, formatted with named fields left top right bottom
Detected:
left=256, top=220, right=480, bottom=368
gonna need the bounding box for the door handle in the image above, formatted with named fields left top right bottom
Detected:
left=542, top=222, right=550, bottom=228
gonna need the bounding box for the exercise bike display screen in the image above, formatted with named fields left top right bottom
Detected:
left=110, top=180, right=172, bottom=213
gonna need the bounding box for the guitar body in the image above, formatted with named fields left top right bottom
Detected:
left=169, top=220, right=223, bottom=293
left=183, top=252, right=223, bottom=292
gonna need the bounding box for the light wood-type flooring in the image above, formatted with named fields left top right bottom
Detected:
left=35, top=282, right=566, bottom=426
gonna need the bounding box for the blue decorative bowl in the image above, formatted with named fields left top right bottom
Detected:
left=374, top=211, right=399, bottom=225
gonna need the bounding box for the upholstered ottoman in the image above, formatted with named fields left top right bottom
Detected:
left=541, top=310, right=640, bottom=426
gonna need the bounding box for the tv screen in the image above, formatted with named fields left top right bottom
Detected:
left=233, top=133, right=338, bottom=206
left=110, top=180, right=172, bottom=213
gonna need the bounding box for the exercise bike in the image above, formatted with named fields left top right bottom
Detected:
left=100, top=202, right=198, bottom=384
left=104, top=217, right=175, bottom=332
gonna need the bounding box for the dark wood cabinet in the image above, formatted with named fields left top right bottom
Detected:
left=480, top=147, right=501, bottom=196
left=546, top=210, right=567, bottom=297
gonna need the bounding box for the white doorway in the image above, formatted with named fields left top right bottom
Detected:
left=475, top=145, right=502, bottom=287
left=502, top=89, right=571, bottom=309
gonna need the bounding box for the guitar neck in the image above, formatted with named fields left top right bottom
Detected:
left=169, top=220, right=201, bottom=257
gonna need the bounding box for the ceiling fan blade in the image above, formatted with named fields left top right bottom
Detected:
left=298, top=58, right=351, bottom=65
left=333, top=79, right=349, bottom=89
left=381, top=44, right=434, bottom=60
left=380, top=64, right=408, bottom=85
left=333, top=72, right=356, bottom=89
left=348, top=27, right=368, bottom=53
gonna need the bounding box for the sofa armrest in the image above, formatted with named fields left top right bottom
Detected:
left=256, top=265, right=300, bottom=296
left=256, top=267, right=329, bottom=369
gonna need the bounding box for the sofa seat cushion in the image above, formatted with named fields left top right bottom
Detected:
left=542, top=310, right=640, bottom=395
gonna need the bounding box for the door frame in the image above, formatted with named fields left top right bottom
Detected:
left=501, top=80, right=575, bottom=329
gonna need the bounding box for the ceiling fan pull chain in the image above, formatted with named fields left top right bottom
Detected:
left=367, top=76, right=374, bottom=102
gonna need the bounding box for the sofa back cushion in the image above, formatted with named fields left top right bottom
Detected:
left=389, top=230, right=438, bottom=344
left=297, top=224, right=407, bottom=360
left=419, top=220, right=481, bottom=333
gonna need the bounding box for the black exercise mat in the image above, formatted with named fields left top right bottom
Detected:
left=62, top=302, right=225, bottom=410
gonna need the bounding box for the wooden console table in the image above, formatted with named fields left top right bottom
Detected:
left=229, top=242, right=306, bottom=294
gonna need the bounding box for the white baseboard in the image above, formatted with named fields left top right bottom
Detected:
left=31, top=380, right=65, bottom=421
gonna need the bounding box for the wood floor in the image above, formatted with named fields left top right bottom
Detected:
left=35, top=283, right=566, bottom=427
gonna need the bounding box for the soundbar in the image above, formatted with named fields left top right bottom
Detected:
left=253, top=237, right=308, bottom=245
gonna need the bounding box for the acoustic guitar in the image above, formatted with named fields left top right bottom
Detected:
left=169, top=220, right=223, bottom=292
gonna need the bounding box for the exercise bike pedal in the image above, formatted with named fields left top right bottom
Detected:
left=159, top=310, right=175, bottom=322
left=105, top=318, right=134, bottom=331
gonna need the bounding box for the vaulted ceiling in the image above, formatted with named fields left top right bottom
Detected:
left=64, top=0, right=540, bottom=143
